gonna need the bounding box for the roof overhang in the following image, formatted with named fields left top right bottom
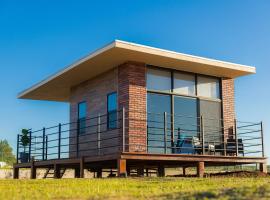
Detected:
left=18, top=40, right=256, bottom=102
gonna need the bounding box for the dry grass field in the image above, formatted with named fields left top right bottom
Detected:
left=0, top=177, right=270, bottom=200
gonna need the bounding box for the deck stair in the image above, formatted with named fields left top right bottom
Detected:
left=43, top=168, right=66, bottom=179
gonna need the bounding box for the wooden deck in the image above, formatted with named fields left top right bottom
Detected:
left=13, top=152, right=267, bottom=179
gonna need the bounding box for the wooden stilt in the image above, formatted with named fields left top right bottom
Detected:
left=30, top=160, right=36, bottom=179
left=137, top=166, right=144, bottom=177
left=259, top=163, right=267, bottom=174
left=54, top=164, right=61, bottom=179
left=97, top=168, right=102, bottom=178
left=183, top=167, right=187, bottom=177
left=197, top=162, right=205, bottom=178
left=117, top=159, right=127, bottom=177
left=157, top=166, right=165, bottom=177
left=13, top=167, right=19, bottom=179
left=80, top=157, right=85, bottom=178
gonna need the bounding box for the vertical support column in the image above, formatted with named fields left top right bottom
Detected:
left=97, top=114, right=101, bottom=156
left=234, top=119, right=239, bottom=156
left=164, top=112, right=167, bottom=154
left=200, top=116, right=205, bottom=155
left=122, top=107, right=126, bottom=152
left=118, top=159, right=127, bottom=177
left=42, top=128, right=46, bottom=161
left=157, top=165, right=165, bottom=177
left=58, top=123, right=61, bottom=159
left=80, top=157, right=85, bottom=178
left=74, top=167, right=80, bottom=178
left=13, top=167, right=19, bottom=179
left=28, top=130, right=32, bottom=162
left=137, top=165, right=144, bottom=177
left=261, top=121, right=265, bottom=157
left=54, top=164, right=61, bottom=179
left=16, top=134, right=19, bottom=164
left=183, top=167, right=187, bottom=177
left=197, top=161, right=205, bottom=178
left=259, top=163, right=267, bottom=174
left=30, top=159, right=36, bottom=179
left=97, top=168, right=102, bottom=178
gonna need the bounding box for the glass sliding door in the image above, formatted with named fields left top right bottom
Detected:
left=173, top=96, right=198, bottom=154
left=147, top=93, right=171, bottom=153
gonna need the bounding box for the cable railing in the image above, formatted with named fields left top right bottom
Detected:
left=16, top=108, right=265, bottom=163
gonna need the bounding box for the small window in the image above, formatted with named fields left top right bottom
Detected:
left=78, top=102, right=86, bottom=134
left=173, top=72, right=196, bottom=96
left=147, top=68, right=171, bottom=92
left=197, top=76, right=220, bottom=99
left=107, top=92, right=117, bottom=129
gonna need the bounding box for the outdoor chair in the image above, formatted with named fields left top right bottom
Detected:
left=192, top=136, right=215, bottom=155
left=226, top=138, right=244, bottom=156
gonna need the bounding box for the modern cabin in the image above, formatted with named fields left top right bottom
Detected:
left=14, top=40, right=267, bottom=179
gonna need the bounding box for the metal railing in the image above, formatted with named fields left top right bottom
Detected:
left=16, top=108, right=265, bottom=163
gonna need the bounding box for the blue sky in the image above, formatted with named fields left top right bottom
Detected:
left=0, top=0, right=269, bottom=161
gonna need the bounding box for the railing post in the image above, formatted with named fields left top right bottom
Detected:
left=97, top=114, right=101, bottom=156
left=234, top=119, right=239, bottom=157
left=200, top=116, right=205, bottom=155
left=261, top=121, right=265, bottom=157
left=58, top=123, right=61, bottom=159
left=28, top=130, right=32, bottom=162
left=164, top=112, right=167, bottom=154
left=42, top=128, right=46, bottom=161
left=122, top=107, right=125, bottom=152
left=76, top=119, right=80, bottom=158
left=16, top=134, right=19, bottom=164
left=45, top=135, right=48, bottom=160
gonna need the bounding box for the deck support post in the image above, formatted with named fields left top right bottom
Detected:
left=183, top=167, right=187, bottom=177
left=54, top=164, right=61, bottom=179
left=74, top=167, right=80, bottom=178
left=137, top=165, right=144, bottom=177
left=30, top=159, right=36, bottom=179
left=157, top=166, right=165, bottom=177
left=97, top=168, right=102, bottom=178
left=117, top=159, right=127, bottom=177
left=197, top=161, right=205, bottom=178
left=13, top=167, right=19, bottom=179
left=259, top=163, right=267, bottom=174
left=80, top=157, right=85, bottom=178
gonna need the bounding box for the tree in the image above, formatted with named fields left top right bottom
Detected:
left=0, top=140, right=16, bottom=166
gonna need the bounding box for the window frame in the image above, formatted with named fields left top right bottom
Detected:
left=107, top=92, right=118, bottom=130
left=146, top=65, right=224, bottom=143
left=147, top=65, right=222, bottom=102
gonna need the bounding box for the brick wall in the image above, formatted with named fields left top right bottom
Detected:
left=69, top=68, right=119, bottom=157
left=221, top=78, right=235, bottom=141
left=118, top=61, right=147, bottom=152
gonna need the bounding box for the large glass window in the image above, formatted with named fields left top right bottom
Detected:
left=78, top=102, right=86, bottom=135
left=107, top=92, right=117, bottom=129
left=174, top=96, right=198, bottom=154
left=173, top=72, right=196, bottom=96
left=147, top=68, right=171, bottom=92
left=197, top=76, right=220, bottom=99
left=199, top=99, right=222, bottom=143
left=147, top=93, right=171, bottom=154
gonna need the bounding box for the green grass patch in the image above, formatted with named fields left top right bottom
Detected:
left=0, top=177, right=270, bottom=200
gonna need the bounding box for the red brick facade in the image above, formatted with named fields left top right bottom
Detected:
left=118, top=61, right=147, bottom=152
left=69, top=68, right=119, bottom=157
left=221, top=78, right=235, bottom=141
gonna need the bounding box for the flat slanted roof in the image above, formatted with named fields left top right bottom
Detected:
left=18, top=40, right=256, bottom=102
